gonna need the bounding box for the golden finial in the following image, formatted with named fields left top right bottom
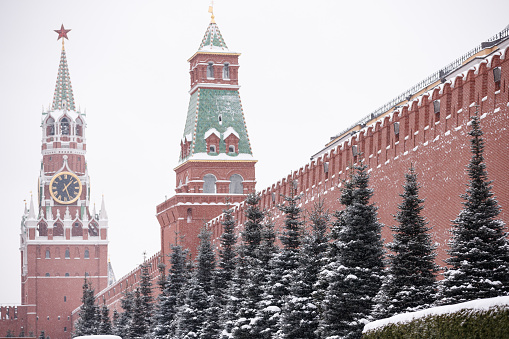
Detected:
left=208, top=0, right=216, bottom=23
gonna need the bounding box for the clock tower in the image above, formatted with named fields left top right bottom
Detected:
left=19, top=25, right=110, bottom=339
left=156, top=13, right=257, bottom=260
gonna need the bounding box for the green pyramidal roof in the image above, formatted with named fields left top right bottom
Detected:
left=51, top=49, right=76, bottom=111
left=199, top=22, right=229, bottom=52
left=179, top=88, right=254, bottom=163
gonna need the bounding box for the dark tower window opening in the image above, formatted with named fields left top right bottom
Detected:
left=229, top=174, right=243, bottom=194
left=76, top=119, right=83, bottom=137
left=60, top=118, right=70, bottom=135
left=84, top=249, right=89, bottom=259
left=207, top=62, right=214, bottom=78
left=187, top=208, right=192, bottom=223
left=45, top=249, right=50, bottom=259
left=65, top=248, right=70, bottom=259
left=229, top=145, right=235, bottom=153
left=203, top=174, right=217, bottom=193
left=223, top=63, right=230, bottom=79
left=209, top=145, right=216, bottom=153
left=46, top=118, right=55, bottom=136
left=53, top=222, right=64, bottom=237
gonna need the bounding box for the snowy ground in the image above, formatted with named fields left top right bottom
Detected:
left=363, top=295, right=509, bottom=333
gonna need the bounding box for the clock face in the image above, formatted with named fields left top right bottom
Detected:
left=49, top=171, right=82, bottom=204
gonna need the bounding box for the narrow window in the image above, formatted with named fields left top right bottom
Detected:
left=61, top=118, right=70, bottom=135
left=223, top=63, right=230, bottom=79
left=45, top=249, right=50, bottom=259
left=494, top=67, right=502, bottom=91
left=187, top=208, right=192, bottom=223
left=203, top=174, right=217, bottom=193
left=65, top=248, right=70, bottom=259
left=207, top=62, right=214, bottom=78
left=76, top=119, right=83, bottom=136
left=64, top=327, right=67, bottom=332
left=229, top=174, right=243, bottom=194
left=84, top=249, right=90, bottom=259
left=46, top=118, right=55, bottom=136
left=433, top=100, right=441, bottom=121
left=64, top=296, right=66, bottom=302
left=65, top=273, right=69, bottom=277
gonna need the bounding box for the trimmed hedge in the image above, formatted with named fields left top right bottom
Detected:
left=363, top=306, right=509, bottom=339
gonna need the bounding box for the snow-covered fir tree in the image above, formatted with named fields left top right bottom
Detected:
left=138, top=261, right=154, bottom=335
left=253, top=186, right=304, bottom=338
left=151, top=244, right=190, bottom=338
left=203, top=206, right=238, bottom=338
left=175, top=227, right=216, bottom=338
left=440, top=114, right=509, bottom=304
left=279, top=199, right=330, bottom=339
left=375, top=166, right=438, bottom=318
left=113, top=290, right=134, bottom=338
left=74, top=278, right=98, bottom=336
left=128, top=288, right=144, bottom=338
left=98, top=301, right=113, bottom=335
left=226, top=193, right=267, bottom=338
left=318, top=163, right=384, bottom=339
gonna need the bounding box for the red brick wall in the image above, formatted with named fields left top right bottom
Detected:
left=208, top=49, right=509, bottom=266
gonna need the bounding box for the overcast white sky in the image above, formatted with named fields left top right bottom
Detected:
left=1, top=0, right=508, bottom=304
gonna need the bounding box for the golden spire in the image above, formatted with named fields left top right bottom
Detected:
left=208, top=0, right=216, bottom=23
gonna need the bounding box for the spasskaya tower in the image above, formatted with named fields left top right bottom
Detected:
left=18, top=25, right=110, bottom=339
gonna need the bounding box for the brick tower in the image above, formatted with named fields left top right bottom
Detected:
left=156, top=13, right=256, bottom=260
left=18, top=25, right=110, bottom=338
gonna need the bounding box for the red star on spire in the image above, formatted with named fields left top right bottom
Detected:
left=54, top=24, right=71, bottom=40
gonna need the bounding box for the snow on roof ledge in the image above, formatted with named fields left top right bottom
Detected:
left=204, top=128, right=220, bottom=140
left=223, top=126, right=239, bottom=139
left=363, top=296, right=509, bottom=333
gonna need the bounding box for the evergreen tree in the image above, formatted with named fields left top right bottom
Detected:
left=376, top=166, right=438, bottom=318
left=74, top=278, right=98, bottom=337
left=253, top=187, right=304, bottom=338
left=203, top=207, right=238, bottom=338
left=228, top=193, right=266, bottom=338
left=98, top=301, right=113, bottom=335
left=151, top=245, right=190, bottom=338
left=138, top=261, right=154, bottom=335
left=113, top=290, right=134, bottom=339
left=440, top=114, right=509, bottom=304
left=318, top=163, right=384, bottom=339
left=175, top=227, right=216, bottom=338
left=128, top=288, right=146, bottom=339
left=279, top=199, right=329, bottom=339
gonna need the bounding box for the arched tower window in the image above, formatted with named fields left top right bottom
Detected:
left=229, top=174, right=244, bottom=194
left=60, top=118, right=70, bottom=135
left=72, top=222, right=83, bottom=237
left=84, top=248, right=90, bottom=259
left=223, top=63, right=230, bottom=79
left=45, top=249, right=51, bottom=259
left=53, top=222, right=64, bottom=237
left=46, top=118, right=55, bottom=136
left=207, top=62, right=214, bottom=78
left=65, top=248, right=70, bottom=259
left=203, top=174, right=217, bottom=193
left=89, top=221, right=99, bottom=236
left=187, top=208, right=192, bottom=223
left=38, top=221, right=48, bottom=236
left=76, top=118, right=83, bottom=137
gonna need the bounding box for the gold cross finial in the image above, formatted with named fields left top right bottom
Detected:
left=208, top=0, right=215, bottom=23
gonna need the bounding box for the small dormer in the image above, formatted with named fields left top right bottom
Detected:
left=224, top=127, right=239, bottom=154
left=204, top=128, right=220, bottom=154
